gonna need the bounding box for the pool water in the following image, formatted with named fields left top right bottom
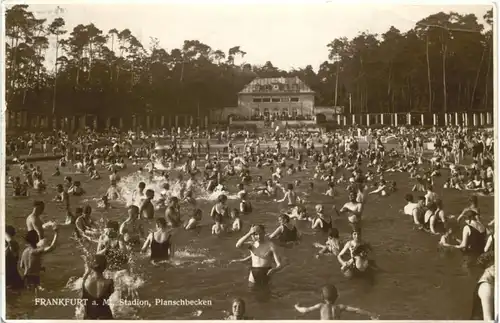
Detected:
left=5, top=155, right=493, bottom=320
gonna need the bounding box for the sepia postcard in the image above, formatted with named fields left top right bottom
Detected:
left=1, top=0, right=497, bottom=321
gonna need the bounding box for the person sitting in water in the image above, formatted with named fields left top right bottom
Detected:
left=12, top=176, right=28, bottom=197
left=423, top=202, right=445, bottom=235
left=106, top=180, right=121, bottom=201
left=185, top=209, right=202, bottom=230
left=52, top=167, right=61, bottom=176
left=314, top=228, right=341, bottom=257
left=68, top=181, right=85, bottom=196
left=235, top=225, right=283, bottom=288
left=275, top=183, right=299, bottom=207
left=141, top=218, right=173, bottom=265
left=268, top=214, right=299, bottom=243
left=20, top=226, right=59, bottom=291
left=81, top=254, right=115, bottom=320
left=294, top=284, right=379, bottom=320
left=337, top=230, right=371, bottom=277
left=212, top=214, right=227, bottom=235
left=230, top=209, right=242, bottom=232
left=75, top=206, right=99, bottom=240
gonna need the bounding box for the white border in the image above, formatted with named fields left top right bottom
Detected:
left=0, top=0, right=498, bottom=322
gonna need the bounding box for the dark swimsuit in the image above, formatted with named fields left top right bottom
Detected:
left=464, top=225, right=487, bottom=257
left=82, top=282, right=114, bottom=319
left=279, top=225, right=298, bottom=243
left=5, top=242, right=23, bottom=289
left=250, top=267, right=272, bottom=286
left=105, top=242, right=129, bottom=271
left=317, top=217, right=332, bottom=233
left=150, top=234, right=171, bottom=261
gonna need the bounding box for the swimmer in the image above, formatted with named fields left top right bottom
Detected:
left=226, top=298, right=252, bottom=320
left=315, top=228, right=341, bottom=257
left=139, top=189, right=155, bottom=219
left=235, top=225, right=283, bottom=288
left=294, top=284, right=379, bottom=320
left=268, top=214, right=299, bottom=243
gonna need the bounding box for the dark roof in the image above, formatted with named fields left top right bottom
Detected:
left=239, top=76, right=314, bottom=94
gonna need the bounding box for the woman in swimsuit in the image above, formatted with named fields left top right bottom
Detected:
left=337, top=230, right=370, bottom=277
left=311, top=204, right=333, bottom=233
left=440, top=210, right=487, bottom=262
left=141, top=218, right=173, bottom=265
left=81, top=254, right=114, bottom=320
left=97, top=221, right=128, bottom=271
left=268, top=214, right=299, bottom=243
left=210, top=194, right=229, bottom=224
left=423, top=202, right=445, bottom=235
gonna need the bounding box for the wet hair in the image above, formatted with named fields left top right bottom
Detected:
left=128, top=205, right=139, bottom=214
left=232, top=298, right=246, bottom=313
left=6, top=225, right=16, bottom=237
left=427, top=202, right=437, bottom=212
left=321, top=284, right=339, bottom=304
left=328, top=228, right=339, bottom=239
left=405, top=194, right=414, bottom=203
left=146, top=189, right=155, bottom=198
left=83, top=205, right=92, bottom=215
left=33, top=200, right=45, bottom=209
left=91, top=254, right=108, bottom=273
left=279, top=214, right=290, bottom=223
left=138, top=182, right=146, bottom=189
left=25, top=230, right=39, bottom=247
left=156, top=217, right=167, bottom=228
left=464, top=210, right=478, bottom=221
left=218, top=194, right=227, bottom=203
left=106, top=220, right=119, bottom=231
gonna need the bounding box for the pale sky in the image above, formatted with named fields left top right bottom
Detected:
left=11, top=2, right=493, bottom=71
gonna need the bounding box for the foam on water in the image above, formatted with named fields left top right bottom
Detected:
left=114, top=169, right=238, bottom=205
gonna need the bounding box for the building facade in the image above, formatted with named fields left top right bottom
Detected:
left=211, top=76, right=315, bottom=122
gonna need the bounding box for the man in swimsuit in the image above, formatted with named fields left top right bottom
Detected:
left=26, top=201, right=45, bottom=245
left=120, top=205, right=145, bottom=249
left=335, top=192, right=363, bottom=232
left=235, top=225, right=283, bottom=288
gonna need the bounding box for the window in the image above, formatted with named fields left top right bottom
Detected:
left=272, top=98, right=280, bottom=103
left=253, top=98, right=262, bottom=103
left=281, top=97, right=290, bottom=102
left=291, top=97, right=299, bottom=102
left=262, top=98, right=271, bottom=102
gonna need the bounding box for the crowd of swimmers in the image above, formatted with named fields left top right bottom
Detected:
left=4, top=124, right=495, bottom=320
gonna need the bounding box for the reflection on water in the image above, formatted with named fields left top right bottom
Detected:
left=5, top=160, right=494, bottom=319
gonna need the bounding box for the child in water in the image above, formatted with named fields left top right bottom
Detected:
left=225, top=298, right=251, bottom=320
left=294, top=284, right=379, bottom=320
left=212, top=214, right=226, bottom=235
left=314, top=228, right=341, bottom=257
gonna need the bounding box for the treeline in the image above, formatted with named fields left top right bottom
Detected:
left=5, top=5, right=493, bottom=118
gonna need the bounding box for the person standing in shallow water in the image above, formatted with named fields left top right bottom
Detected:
left=294, top=284, right=379, bottom=320
left=235, top=225, right=283, bottom=288
left=81, top=254, right=114, bottom=320
left=5, top=225, right=24, bottom=289
left=141, top=218, right=173, bottom=265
